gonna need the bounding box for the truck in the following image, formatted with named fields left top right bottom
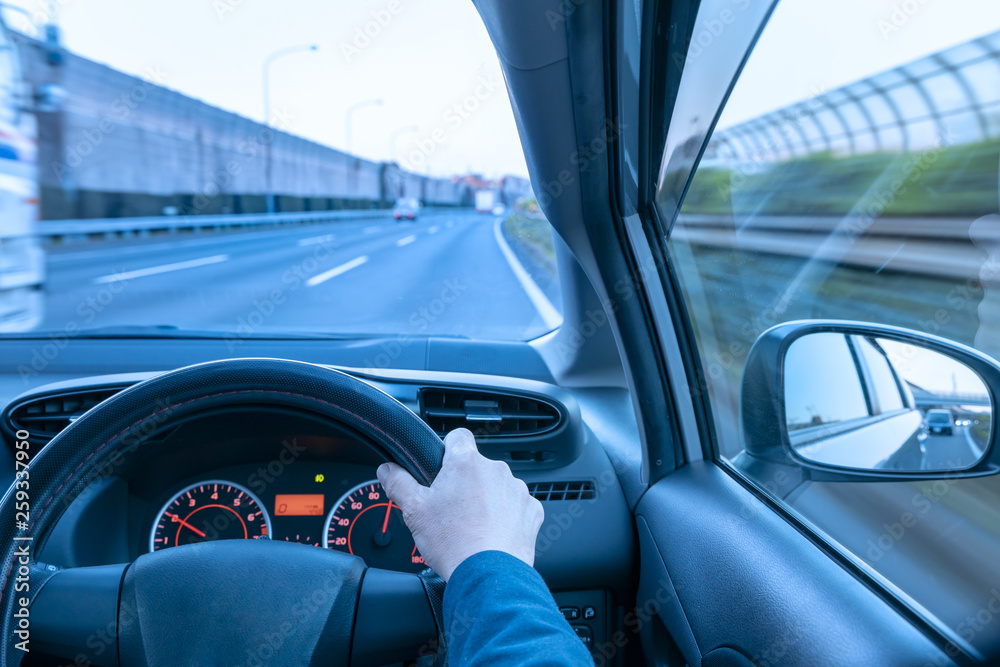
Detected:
left=474, top=189, right=497, bottom=214
left=0, top=15, right=45, bottom=332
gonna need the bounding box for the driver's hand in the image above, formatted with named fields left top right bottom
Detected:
left=377, top=428, right=544, bottom=582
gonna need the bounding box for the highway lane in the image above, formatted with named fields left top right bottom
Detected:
left=37, top=209, right=560, bottom=343
left=921, top=424, right=983, bottom=470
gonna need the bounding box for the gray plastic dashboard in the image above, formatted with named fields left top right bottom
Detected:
left=0, top=336, right=638, bottom=598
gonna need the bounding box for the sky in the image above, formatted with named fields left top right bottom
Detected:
left=1, top=0, right=529, bottom=179
left=2, top=0, right=998, bottom=176
left=721, top=0, right=1000, bottom=128
left=881, top=340, right=990, bottom=397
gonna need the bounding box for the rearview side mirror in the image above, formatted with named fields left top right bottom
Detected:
left=740, top=320, right=998, bottom=482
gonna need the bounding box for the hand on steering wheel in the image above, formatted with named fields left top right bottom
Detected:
left=378, top=428, right=544, bottom=582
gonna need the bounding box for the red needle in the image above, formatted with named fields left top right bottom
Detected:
left=166, top=512, right=207, bottom=538
left=381, top=500, right=394, bottom=534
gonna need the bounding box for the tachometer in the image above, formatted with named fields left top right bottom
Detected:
left=323, top=480, right=426, bottom=572
left=150, top=480, right=271, bottom=552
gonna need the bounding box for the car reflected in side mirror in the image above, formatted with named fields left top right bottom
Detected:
left=739, top=320, right=998, bottom=483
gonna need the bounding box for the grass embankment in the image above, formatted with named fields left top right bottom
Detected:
left=502, top=213, right=558, bottom=277
left=681, top=138, right=1000, bottom=218
left=970, top=417, right=992, bottom=449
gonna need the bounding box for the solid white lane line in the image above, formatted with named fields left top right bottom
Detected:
left=428, top=226, right=440, bottom=234
left=298, top=234, right=336, bottom=246
left=492, top=218, right=562, bottom=329
left=965, top=426, right=985, bottom=459
left=396, top=235, right=417, bottom=247
left=94, top=254, right=229, bottom=284
left=305, top=255, right=369, bottom=287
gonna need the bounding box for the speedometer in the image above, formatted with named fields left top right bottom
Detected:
left=323, top=480, right=426, bottom=573
left=149, top=480, right=271, bottom=552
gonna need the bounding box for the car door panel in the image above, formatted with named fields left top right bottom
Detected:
left=635, top=461, right=954, bottom=666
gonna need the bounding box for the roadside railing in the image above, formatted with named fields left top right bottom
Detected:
left=673, top=213, right=1000, bottom=280
left=35, top=209, right=396, bottom=244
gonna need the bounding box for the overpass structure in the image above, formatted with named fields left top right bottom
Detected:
left=909, top=384, right=992, bottom=409
left=12, top=35, right=532, bottom=220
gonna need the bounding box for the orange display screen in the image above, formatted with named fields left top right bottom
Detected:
left=274, top=494, right=325, bottom=516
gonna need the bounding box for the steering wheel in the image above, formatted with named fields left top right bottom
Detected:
left=0, top=359, right=446, bottom=666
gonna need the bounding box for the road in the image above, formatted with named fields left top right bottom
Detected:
left=921, top=424, right=984, bottom=470
left=37, top=209, right=560, bottom=343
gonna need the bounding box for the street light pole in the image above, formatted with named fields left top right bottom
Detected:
left=262, top=44, right=317, bottom=215
left=388, top=125, right=419, bottom=163
left=345, top=98, right=383, bottom=155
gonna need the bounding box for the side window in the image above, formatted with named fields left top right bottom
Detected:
left=784, top=333, right=868, bottom=431
left=659, top=0, right=1000, bottom=655
left=855, top=337, right=906, bottom=414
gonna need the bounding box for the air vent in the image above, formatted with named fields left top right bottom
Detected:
left=527, top=481, right=596, bottom=501
left=9, top=388, right=122, bottom=441
left=419, top=388, right=561, bottom=438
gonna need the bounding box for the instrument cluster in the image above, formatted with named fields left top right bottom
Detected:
left=146, top=461, right=426, bottom=573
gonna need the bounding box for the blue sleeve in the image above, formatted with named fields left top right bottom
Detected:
left=442, top=550, right=594, bottom=666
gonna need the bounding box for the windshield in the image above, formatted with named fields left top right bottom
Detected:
left=0, top=0, right=563, bottom=342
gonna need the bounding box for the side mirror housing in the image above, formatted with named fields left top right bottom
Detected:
left=740, top=320, right=997, bottom=482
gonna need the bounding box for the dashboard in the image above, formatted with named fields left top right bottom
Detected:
left=0, top=357, right=639, bottom=663
left=0, top=368, right=636, bottom=585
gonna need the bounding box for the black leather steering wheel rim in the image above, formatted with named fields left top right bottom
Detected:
left=0, top=358, right=446, bottom=665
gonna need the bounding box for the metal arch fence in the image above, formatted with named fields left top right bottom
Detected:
left=704, top=29, right=1000, bottom=165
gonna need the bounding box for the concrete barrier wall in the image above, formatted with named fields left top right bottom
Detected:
left=13, top=36, right=516, bottom=219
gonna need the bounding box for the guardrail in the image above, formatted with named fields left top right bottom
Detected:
left=35, top=209, right=398, bottom=244
left=678, top=214, right=1000, bottom=243
left=673, top=213, right=999, bottom=280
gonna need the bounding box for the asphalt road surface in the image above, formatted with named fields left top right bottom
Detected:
left=921, top=424, right=984, bottom=469
left=38, top=209, right=560, bottom=343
